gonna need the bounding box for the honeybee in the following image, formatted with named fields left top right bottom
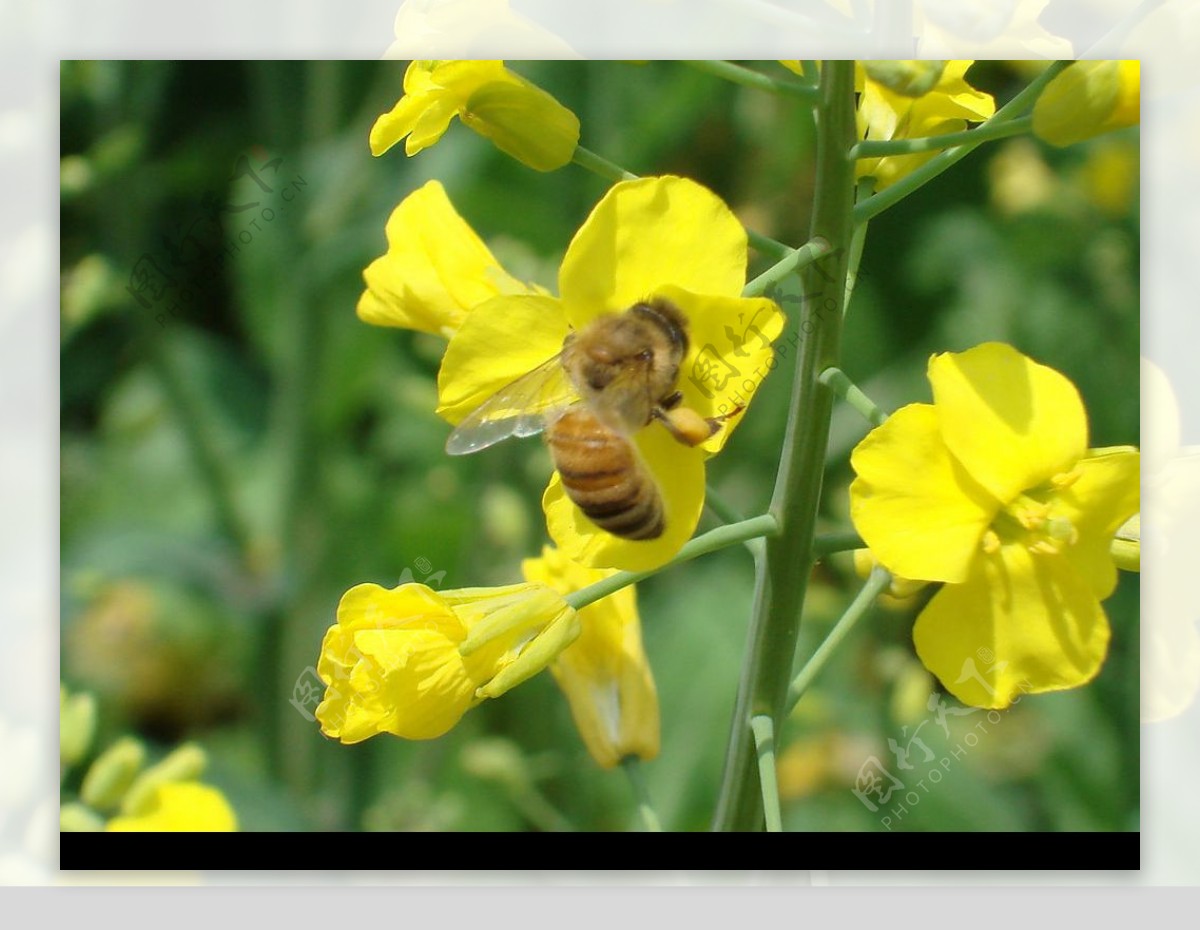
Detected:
left=445, top=298, right=735, bottom=541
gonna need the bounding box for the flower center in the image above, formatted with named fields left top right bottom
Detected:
left=981, top=469, right=1081, bottom=557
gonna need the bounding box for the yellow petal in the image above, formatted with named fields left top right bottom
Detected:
left=350, top=628, right=478, bottom=740
left=404, top=97, right=460, bottom=155
left=929, top=342, right=1088, bottom=505
left=913, top=545, right=1110, bottom=709
left=1053, top=446, right=1140, bottom=599
left=543, top=423, right=706, bottom=571
left=1033, top=60, right=1140, bottom=147
left=369, top=92, right=431, bottom=157
left=436, top=294, right=570, bottom=424
left=558, top=177, right=749, bottom=322
left=657, top=285, right=784, bottom=454
left=930, top=60, right=995, bottom=121
left=849, top=403, right=998, bottom=583
left=358, top=180, right=527, bottom=336
left=462, top=75, right=580, bottom=171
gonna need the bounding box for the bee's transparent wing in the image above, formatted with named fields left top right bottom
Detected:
left=445, top=353, right=579, bottom=455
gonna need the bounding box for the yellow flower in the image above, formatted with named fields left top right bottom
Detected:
left=1033, top=61, right=1139, bottom=147
left=855, top=60, right=995, bottom=189
left=849, top=343, right=1139, bottom=709
left=522, top=546, right=659, bottom=768
left=106, top=782, right=237, bottom=832
left=437, top=176, right=784, bottom=572
left=358, top=180, right=537, bottom=337
left=370, top=60, right=580, bottom=172
left=316, top=581, right=579, bottom=743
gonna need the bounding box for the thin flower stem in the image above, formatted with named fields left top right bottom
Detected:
left=749, top=715, right=783, bottom=832
left=712, top=61, right=859, bottom=833
left=743, top=238, right=833, bottom=297
left=853, top=61, right=1071, bottom=225
left=798, top=61, right=820, bottom=86
left=812, top=529, right=865, bottom=556
left=686, top=60, right=819, bottom=101
left=621, top=757, right=663, bottom=832
left=564, top=513, right=779, bottom=611
left=571, top=145, right=638, bottom=182
left=786, top=567, right=891, bottom=713
left=705, top=484, right=766, bottom=561
left=819, top=367, right=888, bottom=427
left=849, top=115, right=1034, bottom=159
left=571, top=146, right=794, bottom=261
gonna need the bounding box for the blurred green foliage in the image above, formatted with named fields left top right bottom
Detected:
left=60, top=60, right=1139, bottom=832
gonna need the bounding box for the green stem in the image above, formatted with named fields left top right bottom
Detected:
left=621, top=757, right=663, bottom=832
left=853, top=61, right=1070, bottom=225
left=686, top=60, right=818, bottom=101
left=571, top=146, right=793, bottom=261
left=705, top=484, right=766, bottom=561
left=571, top=145, right=637, bottom=182
left=712, top=61, right=858, bottom=832
left=749, top=715, right=783, bottom=832
left=743, top=238, right=833, bottom=297
left=786, top=567, right=891, bottom=713
left=819, top=367, right=887, bottom=427
left=564, top=513, right=778, bottom=611
left=850, top=115, right=1033, bottom=159
left=813, top=529, right=865, bottom=556
left=798, top=61, right=819, bottom=86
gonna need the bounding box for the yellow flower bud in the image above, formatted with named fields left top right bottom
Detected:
left=1033, top=60, right=1140, bottom=147
left=59, top=686, right=97, bottom=768
left=121, top=743, right=208, bottom=816
left=863, top=60, right=947, bottom=98
left=107, top=782, right=238, bottom=832
left=315, top=581, right=578, bottom=743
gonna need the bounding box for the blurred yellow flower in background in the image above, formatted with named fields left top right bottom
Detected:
left=370, top=59, right=580, bottom=171
left=854, top=60, right=995, bottom=189
left=316, top=581, right=578, bottom=743
left=850, top=343, right=1139, bottom=708
left=522, top=545, right=659, bottom=769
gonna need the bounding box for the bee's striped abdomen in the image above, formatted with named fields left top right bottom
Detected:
left=547, top=408, right=664, bottom=541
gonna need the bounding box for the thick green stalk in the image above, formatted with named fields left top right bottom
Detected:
left=711, top=60, right=858, bottom=832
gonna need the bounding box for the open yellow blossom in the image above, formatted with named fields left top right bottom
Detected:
left=436, top=176, right=784, bottom=572
left=522, top=546, right=659, bottom=768
left=1033, top=60, right=1139, bottom=147
left=850, top=343, right=1139, bottom=708
left=316, top=581, right=579, bottom=743
left=358, top=180, right=537, bottom=337
left=855, top=60, right=995, bottom=189
left=370, top=60, right=579, bottom=171
left=106, top=782, right=237, bottom=832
